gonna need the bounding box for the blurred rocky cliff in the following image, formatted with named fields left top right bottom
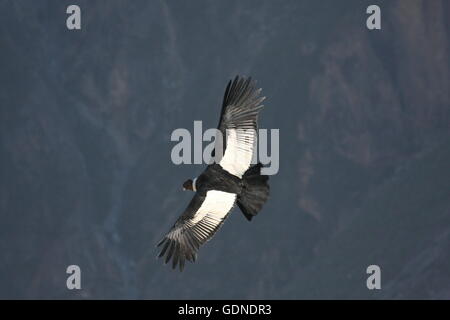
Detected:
left=0, top=0, right=448, bottom=298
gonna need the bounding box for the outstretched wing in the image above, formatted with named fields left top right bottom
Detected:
left=157, top=190, right=237, bottom=271
left=214, top=76, right=265, bottom=178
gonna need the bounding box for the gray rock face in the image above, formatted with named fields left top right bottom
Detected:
left=0, top=0, right=449, bottom=299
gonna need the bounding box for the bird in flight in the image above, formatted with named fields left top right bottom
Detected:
left=157, top=76, right=270, bottom=271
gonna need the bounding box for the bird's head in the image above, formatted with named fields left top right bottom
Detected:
left=183, top=179, right=194, bottom=191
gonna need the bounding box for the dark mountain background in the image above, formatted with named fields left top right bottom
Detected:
left=0, top=0, right=449, bottom=299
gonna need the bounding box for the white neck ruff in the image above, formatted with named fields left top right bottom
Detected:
left=192, top=177, right=197, bottom=192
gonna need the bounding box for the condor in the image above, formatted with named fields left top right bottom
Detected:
left=157, top=76, right=270, bottom=271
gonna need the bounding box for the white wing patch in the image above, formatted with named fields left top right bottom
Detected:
left=219, top=128, right=256, bottom=178
left=165, top=190, right=236, bottom=245
left=191, top=190, right=236, bottom=224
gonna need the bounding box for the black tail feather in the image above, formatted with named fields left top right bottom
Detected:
left=237, top=163, right=270, bottom=221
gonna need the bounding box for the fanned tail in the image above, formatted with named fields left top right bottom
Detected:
left=237, top=163, right=270, bottom=221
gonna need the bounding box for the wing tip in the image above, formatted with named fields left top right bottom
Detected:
left=223, top=76, right=264, bottom=110
left=157, top=236, right=198, bottom=272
